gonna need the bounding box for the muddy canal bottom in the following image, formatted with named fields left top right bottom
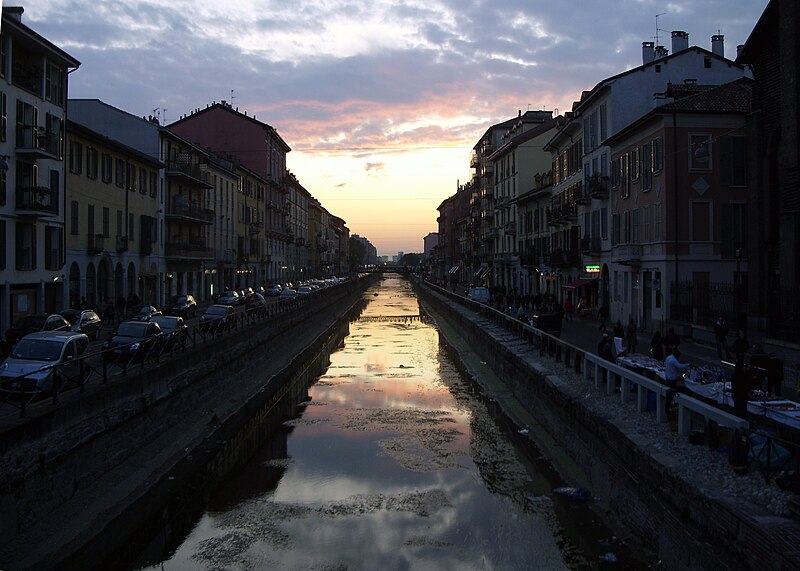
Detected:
left=137, top=277, right=623, bottom=570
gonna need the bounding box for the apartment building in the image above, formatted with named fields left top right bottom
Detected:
left=65, top=120, right=161, bottom=309
left=0, top=6, right=80, bottom=331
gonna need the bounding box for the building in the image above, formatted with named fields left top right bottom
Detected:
left=65, top=119, right=162, bottom=310
left=0, top=6, right=80, bottom=331
left=737, top=0, right=800, bottom=342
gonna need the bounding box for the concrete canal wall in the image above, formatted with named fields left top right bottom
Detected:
left=0, top=275, right=377, bottom=570
left=417, top=283, right=800, bottom=571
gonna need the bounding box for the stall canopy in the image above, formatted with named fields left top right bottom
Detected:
left=473, top=266, right=490, bottom=279
left=562, top=277, right=597, bottom=290
left=448, top=265, right=460, bottom=274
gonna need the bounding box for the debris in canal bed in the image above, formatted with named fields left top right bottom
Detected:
left=553, top=487, right=592, bottom=501
left=403, top=536, right=454, bottom=548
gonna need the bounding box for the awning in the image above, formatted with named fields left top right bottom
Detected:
left=448, top=265, right=460, bottom=274
left=562, top=277, right=597, bottom=290
left=478, top=266, right=490, bottom=279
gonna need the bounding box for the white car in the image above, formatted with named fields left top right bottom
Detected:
left=0, top=331, right=90, bottom=394
left=279, top=288, right=297, bottom=300
left=296, top=285, right=313, bottom=296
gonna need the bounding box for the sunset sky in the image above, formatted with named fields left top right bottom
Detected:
left=27, top=0, right=768, bottom=255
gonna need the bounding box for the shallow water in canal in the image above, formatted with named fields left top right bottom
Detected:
left=131, top=276, right=634, bottom=570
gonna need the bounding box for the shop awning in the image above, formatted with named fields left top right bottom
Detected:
left=474, top=266, right=490, bottom=279
left=562, top=277, right=597, bottom=290
left=448, top=265, right=460, bottom=274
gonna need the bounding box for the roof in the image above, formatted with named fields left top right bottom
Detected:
left=67, top=120, right=163, bottom=168
left=604, top=78, right=753, bottom=146
left=488, top=117, right=558, bottom=161
left=736, top=0, right=777, bottom=64
left=1, top=7, right=80, bottom=69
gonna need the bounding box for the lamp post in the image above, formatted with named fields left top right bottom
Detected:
left=734, top=247, right=743, bottom=332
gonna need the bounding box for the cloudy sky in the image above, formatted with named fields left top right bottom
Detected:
left=25, top=0, right=768, bottom=255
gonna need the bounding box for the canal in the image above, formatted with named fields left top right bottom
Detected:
left=117, top=275, right=639, bottom=570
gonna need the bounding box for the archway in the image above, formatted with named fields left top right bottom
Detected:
left=69, top=262, right=81, bottom=309
left=86, top=262, right=96, bottom=308
left=97, top=257, right=112, bottom=303
left=115, top=262, right=124, bottom=303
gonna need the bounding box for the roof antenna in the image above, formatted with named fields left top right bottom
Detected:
left=230, top=90, right=235, bottom=107
left=655, top=12, right=667, bottom=46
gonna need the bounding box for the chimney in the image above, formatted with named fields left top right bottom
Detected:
left=737, top=44, right=745, bottom=59
left=4, top=6, right=24, bottom=21
left=711, top=34, right=724, bottom=57
left=642, top=41, right=655, bottom=64
left=671, top=30, right=689, bottom=53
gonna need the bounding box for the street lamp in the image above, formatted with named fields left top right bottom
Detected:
left=734, top=247, right=743, bottom=332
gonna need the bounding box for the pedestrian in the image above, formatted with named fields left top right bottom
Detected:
left=97, top=298, right=107, bottom=323
left=731, top=361, right=749, bottom=419
left=599, top=333, right=614, bottom=362
left=80, top=296, right=87, bottom=310
left=650, top=330, right=664, bottom=361
left=664, top=348, right=691, bottom=413
left=598, top=306, right=607, bottom=332
left=613, top=320, right=624, bottom=339
left=116, top=296, right=127, bottom=321
left=714, top=316, right=731, bottom=361
left=767, top=354, right=784, bottom=396
left=732, top=330, right=749, bottom=363
left=625, top=318, right=637, bottom=354
left=662, top=327, right=680, bottom=357
left=563, top=297, right=573, bottom=322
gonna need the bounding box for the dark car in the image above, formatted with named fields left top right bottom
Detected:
left=149, top=315, right=188, bottom=351
left=217, top=290, right=240, bottom=306
left=245, top=292, right=268, bottom=318
left=127, top=305, right=162, bottom=321
left=166, top=294, right=197, bottom=318
left=59, top=309, right=103, bottom=341
left=1, top=314, right=71, bottom=356
left=199, top=304, right=235, bottom=335
left=102, top=320, right=164, bottom=363
left=265, top=284, right=282, bottom=297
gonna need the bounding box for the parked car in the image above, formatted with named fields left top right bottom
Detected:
left=59, top=309, right=103, bottom=341
left=149, top=315, right=188, bottom=351
left=296, top=285, right=313, bottom=296
left=0, top=331, right=90, bottom=395
left=217, top=290, right=240, bottom=306
left=198, top=304, right=236, bottom=335
left=245, top=292, right=268, bottom=317
left=279, top=288, right=298, bottom=300
left=166, top=294, right=197, bottom=318
left=102, top=320, right=164, bottom=362
left=1, top=314, right=71, bottom=356
left=265, top=284, right=282, bottom=297
left=127, top=305, right=162, bottom=321
left=253, top=285, right=266, bottom=297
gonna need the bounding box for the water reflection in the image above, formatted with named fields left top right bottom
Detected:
left=139, top=276, right=577, bottom=570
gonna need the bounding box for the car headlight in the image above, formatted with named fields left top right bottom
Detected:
left=0, top=362, right=8, bottom=371
left=130, top=342, right=140, bottom=350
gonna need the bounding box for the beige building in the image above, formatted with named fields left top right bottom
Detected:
left=65, top=120, right=161, bottom=310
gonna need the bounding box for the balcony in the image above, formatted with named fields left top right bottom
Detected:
left=545, top=249, right=580, bottom=267
left=16, top=186, right=58, bottom=216
left=167, top=198, right=214, bottom=224
left=614, top=244, right=642, bottom=267
left=165, top=240, right=214, bottom=260
left=116, top=236, right=128, bottom=252
left=588, top=174, right=610, bottom=198
left=16, top=126, right=59, bottom=159
left=87, top=234, right=105, bottom=255
left=575, top=182, right=592, bottom=205
left=581, top=235, right=602, bottom=255
left=165, top=159, right=212, bottom=188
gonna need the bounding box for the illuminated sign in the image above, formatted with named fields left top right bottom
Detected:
left=585, top=265, right=601, bottom=273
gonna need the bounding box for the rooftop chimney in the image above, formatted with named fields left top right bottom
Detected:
left=3, top=6, right=24, bottom=21
left=671, top=30, right=689, bottom=53
left=737, top=44, right=745, bottom=59
left=642, top=41, right=655, bottom=64
left=711, top=34, right=724, bottom=57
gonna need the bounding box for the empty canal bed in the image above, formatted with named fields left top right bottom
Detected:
left=118, top=275, right=645, bottom=570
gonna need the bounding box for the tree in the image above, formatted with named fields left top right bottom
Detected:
left=399, top=253, right=422, bottom=266
left=348, top=237, right=366, bottom=270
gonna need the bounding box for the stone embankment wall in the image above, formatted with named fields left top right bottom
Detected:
left=0, top=275, right=377, bottom=569
left=417, top=284, right=800, bottom=571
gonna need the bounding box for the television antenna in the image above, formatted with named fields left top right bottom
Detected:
left=655, top=12, right=667, bottom=46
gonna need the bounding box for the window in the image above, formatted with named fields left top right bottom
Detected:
left=127, top=163, right=137, bottom=191
left=654, top=203, right=662, bottom=240
left=0, top=37, right=6, bottom=79
left=86, top=147, right=98, bottom=179
left=704, top=57, right=712, bottom=69
left=720, top=136, right=747, bottom=186
left=689, top=134, right=712, bottom=171
left=599, top=103, right=607, bottom=142
left=44, top=226, right=62, bottom=270
left=601, top=207, right=608, bottom=239
left=652, top=137, right=663, bottom=172
left=0, top=91, right=6, bottom=142
left=691, top=202, right=710, bottom=241
left=149, top=171, right=157, bottom=197
left=611, top=212, right=619, bottom=245
left=101, top=153, right=113, bottom=183
left=0, top=220, right=5, bottom=270
left=115, top=158, right=125, bottom=188
left=70, top=200, right=79, bottom=234
left=624, top=272, right=629, bottom=303
left=641, top=143, right=652, bottom=191
left=139, top=167, right=147, bottom=194
left=69, top=140, right=82, bottom=174
left=590, top=109, right=598, bottom=150
left=621, top=154, right=630, bottom=199
left=0, top=169, right=5, bottom=206
left=103, top=207, right=110, bottom=237
left=116, top=210, right=123, bottom=237
left=610, top=158, right=619, bottom=188
left=614, top=270, right=620, bottom=301
left=129, top=213, right=135, bottom=241
left=15, top=222, right=36, bottom=270
left=87, top=204, right=95, bottom=236
left=632, top=208, right=639, bottom=243
left=623, top=210, right=632, bottom=243
left=45, top=63, right=64, bottom=107
left=643, top=205, right=651, bottom=242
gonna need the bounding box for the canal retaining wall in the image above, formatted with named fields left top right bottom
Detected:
left=417, top=282, right=800, bottom=571
left=0, top=275, right=377, bottom=570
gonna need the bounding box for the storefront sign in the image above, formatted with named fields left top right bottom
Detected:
left=584, top=265, right=601, bottom=274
